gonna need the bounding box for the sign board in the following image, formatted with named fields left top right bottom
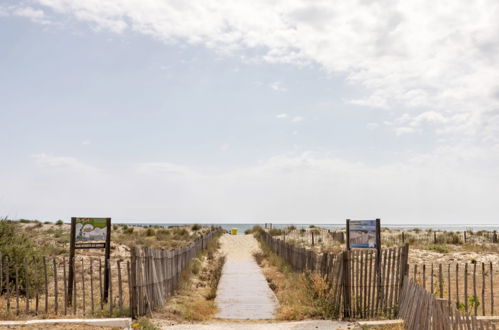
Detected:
left=74, top=217, right=108, bottom=248
left=68, top=217, right=111, bottom=304
left=346, top=218, right=380, bottom=250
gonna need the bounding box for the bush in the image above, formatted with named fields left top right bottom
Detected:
left=113, top=225, right=118, bottom=231
left=191, top=224, right=201, bottom=231
left=427, top=244, right=449, bottom=253
left=191, top=258, right=202, bottom=275
left=156, top=229, right=170, bottom=241
left=43, top=221, right=51, bottom=225
left=0, top=220, right=43, bottom=292
left=269, top=228, right=282, bottom=236
left=56, top=220, right=64, bottom=226
left=125, top=227, right=134, bottom=234
left=145, top=228, right=155, bottom=236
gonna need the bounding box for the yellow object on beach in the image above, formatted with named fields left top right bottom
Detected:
left=231, top=228, right=238, bottom=235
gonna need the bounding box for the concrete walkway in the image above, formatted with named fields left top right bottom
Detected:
left=214, top=234, right=278, bottom=319
left=162, top=320, right=354, bottom=329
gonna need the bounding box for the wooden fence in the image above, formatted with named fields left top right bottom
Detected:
left=0, top=255, right=128, bottom=318
left=399, top=277, right=497, bottom=330
left=259, top=230, right=409, bottom=319
left=409, top=262, right=498, bottom=316
left=129, top=229, right=220, bottom=318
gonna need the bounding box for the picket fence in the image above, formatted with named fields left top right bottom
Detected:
left=399, top=277, right=497, bottom=330
left=259, top=229, right=410, bottom=319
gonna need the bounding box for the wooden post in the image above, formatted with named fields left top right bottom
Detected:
left=53, top=258, right=58, bottom=315
left=473, top=262, right=477, bottom=316
left=464, top=231, right=467, bottom=243
left=342, top=251, right=351, bottom=318
left=438, top=263, right=443, bottom=298
left=99, top=258, right=103, bottom=310
left=43, top=256, right=48, bottom=314
left=103, top=218, right=112, bottom=303
left=490, top=262, right=494, bottom=315
left=63, top=257, right=67, bottom=315
left=68, top=218, right=76, bottom=305
left=90, top=258, right=94, bottom=315
left=15, top=265, right=19, bottom=315
left=81, top=258, right=86, bottom=315
left=24, top=258, right=29, bottom=313
left=455, top=263, right=459, bottom=310
left=346, top=219, right=351, bottom=250
left=481, top=262, right=485, bottom=316
left=33, top=256, right=39, bottom=315
left=465, top=263, right=468, bottom=313
left=117, top=260, right=123, bottom=316
left=402, top=232, right=405, bottom=243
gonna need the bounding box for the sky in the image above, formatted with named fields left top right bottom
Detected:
left=1, top=0, right=499, bottom=224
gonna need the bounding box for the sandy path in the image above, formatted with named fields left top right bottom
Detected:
left=214, top=234, right=278, bottom=319
left=162, top=320, right=353, bottom=329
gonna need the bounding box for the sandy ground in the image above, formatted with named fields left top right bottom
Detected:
left=215, top=234, right=278, bottom=319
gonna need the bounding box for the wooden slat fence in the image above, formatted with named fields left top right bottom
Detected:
left=259, top=230, right=409, bottom=319
left=130, top=229, right=220, bottom=318
left=399, top=277, right=497, bottom=330
left=0, top=255, right=128, bottom=318
left=409, top=262, right=498, bottom=316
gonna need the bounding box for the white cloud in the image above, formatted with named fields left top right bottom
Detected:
left=2, top=150, right=498, bottom=223
left=291, top=116, right=303, bottom=123
left=25, top=0, right=499, bottom=145
left=269, top=81, right=287, bottom=92
left=12, top=6, right=51, bottom=24
left=276, top=113, right=304, bottom=123
left=276, top=113, right=288, bottom=119
left=395, top=127, right=416, bottom=136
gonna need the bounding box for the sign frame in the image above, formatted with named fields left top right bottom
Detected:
left=68, top=217, right=112, bottom=305
left=346, top=219, right=380, bottom=250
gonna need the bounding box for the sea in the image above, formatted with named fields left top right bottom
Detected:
left=120, top=223, right=499, bottom=235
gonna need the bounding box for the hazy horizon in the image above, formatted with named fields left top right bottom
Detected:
left=2, top=1, right=499, bottom=224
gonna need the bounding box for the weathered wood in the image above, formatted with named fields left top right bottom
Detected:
left=465, top=263, right=469, bottom=313
left=53, top=257, right=58, bottom=315
left=482, top=262, right=485, bottom=316
left=491, top=262, right=494, bottom=315
left=15, top=265, right=19, bottom=315
left=118, top=260, right=123, bottom=316
left=43, top=256, right=48, bottom=314
left=439, top=263, right=443, bottom=298
left=33, top=257, right=39, bottom=315
left=99, top=258, right=103, bottom=311
left=24, top=259, right=29, bottom=313
left=81, top=258, right=86, bottom=315
left=63, top=256, right=67, bottom=315
left=90, top=258, right=94, bottom=315
left=473, top=262, right=477, bottom=316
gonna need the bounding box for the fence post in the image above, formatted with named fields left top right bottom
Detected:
left=342, top=251, right=351, bottom=318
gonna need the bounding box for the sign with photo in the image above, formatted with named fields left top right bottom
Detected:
left=75, top=218, right=107, bottom=241
left=348, top=219, right=378, bottom=249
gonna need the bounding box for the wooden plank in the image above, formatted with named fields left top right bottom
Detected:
left=423, top=263, right=426, bottom=290
left=43, top=256, right=48, bottom=314
left=90, top=258, right=94, bottom=315
left=431, top=263, right=434, bottom=295
left=109, top=259, right=113, bottom=316
left=24, top=258, right=29, bottom=313
left=63, top=256, right=67, bottom=315
left=72, top=259, right=77, bottom=315
left=439, top=263, right=443, bottom=298
left=33, top=257, right=39, bottom=315
left=465, top=263, right=468, bottom=313
left=53, top=257, right=58, bottom=315
left=456, top=263, right=460, bottom=311
left=490, top=262, right=494, bottom=315
left=15, top=265, right=19, bottom=315
left=473, top=262, right=477, bottom=316
left=81, top=258, right=86, bottom=315
left=482, top=262, right=485, bottom=316
left=362, top=250, right=368, bottom=319
left=99, top=258, right=103, bottom=311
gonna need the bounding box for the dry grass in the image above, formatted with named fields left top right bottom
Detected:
left=150, top=233, right=225, bottom=323
left=253, top=237, right=336, bottom=320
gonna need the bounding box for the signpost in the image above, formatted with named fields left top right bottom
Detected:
left=346, top=219, right=380, bottom=250
left=68, top=217, right=111, bottom=305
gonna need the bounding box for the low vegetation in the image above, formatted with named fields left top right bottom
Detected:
left=253, top=232, right=336, bottom=320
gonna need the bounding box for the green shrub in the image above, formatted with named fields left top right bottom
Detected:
left=56, top=220, right=64, bottom=226
left=269, top=228, right=282, bottom=236
left=191, top=258, right=202, bottom=275
left=43, top=221, right=51, bottom=225
left=0, top=220, right=43, bottom=292
left=191, top=224, right=201, bottom=231
left=427, top=245, right=449, bottom=253
left=156, top=229, right=170, bottom=241
left=113, top=225, right=118, bottom=231
left=145, top=228, right=155, bottom=236
left=125, top=227, right=134, bottom=234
